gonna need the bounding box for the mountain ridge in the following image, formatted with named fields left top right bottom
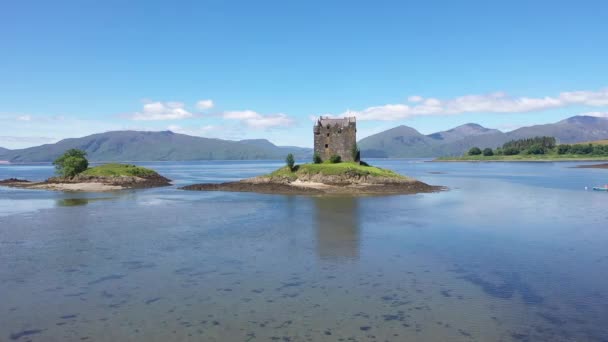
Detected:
left=2, top=115, right=608, bottom=162
left=0, top=130, right=313, bottom=163
left=359, top=115, right=608, bottom=158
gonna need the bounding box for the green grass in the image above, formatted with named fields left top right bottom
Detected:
left=80, top=163, right=158, bottom=177
left=267, top=162, right=408, bottom=179
left=436, top=154, right=608, bottom=161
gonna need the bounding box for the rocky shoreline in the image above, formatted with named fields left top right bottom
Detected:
left=0, top=174, right=171, bottom=192
left=181, top=174, right=443, bottom=196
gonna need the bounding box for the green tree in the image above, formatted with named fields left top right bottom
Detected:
left=482, top=148, right=494, bottom=156
left=313, top=152, right=322, bottom=164
left=329, top=155, right=342, bottom=163
left=53, top=149, right=89, bottom=178
left=557, top=144, right=571, bottom=155
left=468, top=147, right=482, bottom=156
left=285, top=153, right=295, bottom=170
left=503, top=147, right=520, bottom=155
left=525, top=144, right=545, bottom=155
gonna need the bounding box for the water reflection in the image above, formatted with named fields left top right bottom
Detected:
left=313, top=197, right=360, bottom=261
left=55, top=197, right=113, bottom=207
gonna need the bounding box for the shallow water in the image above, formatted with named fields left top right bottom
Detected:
left=1, top=160, right=608, bottom=341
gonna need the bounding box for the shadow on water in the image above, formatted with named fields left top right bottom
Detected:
left=313, top=197, right=360, bottom=261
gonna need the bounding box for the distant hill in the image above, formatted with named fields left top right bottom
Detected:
left=359, top=116, right=608, bottom=158
left=3, top=115, right=607, bottom=162
left=508, top=116, right=608, bottom=143
left=0, top=131, right=312, bottom=163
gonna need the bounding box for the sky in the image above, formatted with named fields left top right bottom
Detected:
left=1, top=0, right=607, bottom=149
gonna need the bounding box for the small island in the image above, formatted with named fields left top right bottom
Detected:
left=436, top=137, right=608, bottom=162
left=0, top=149, right=171, bottom=192
left=182, top=117, right=441, bottom=196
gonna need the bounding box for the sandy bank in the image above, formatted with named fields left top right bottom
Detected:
left=0, top=174, right=171, bottom=192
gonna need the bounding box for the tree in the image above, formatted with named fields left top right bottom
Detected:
left=351, top=143, right=361, bottom=162
left=525, top=144, right=545, bottom=155
left=313, top=152, right=322, bottom=164
left=468, top=147, right=482, bottom=156
left=557, top=144, right=571, bottom=155
left=482, top=148, right=494, bottom=156
left=329, top=155, right=342, bottom=163
left=285, top=153, right=295, bottom=170
left=53, top=149, right=89, bottom=178
left=503, top=147, right=520, bottom=155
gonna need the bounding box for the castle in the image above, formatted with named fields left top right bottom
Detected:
left=313, top=116, right=357, bottom=162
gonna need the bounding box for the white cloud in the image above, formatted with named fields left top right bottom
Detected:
left=340, top=87, right=608, bottom=121
left=222, top=110, right=294, bottom=129
left=167, top=124, right=217, bottom=136
left=196, top=99, right=214, bottom=111
left=132, top=101, right=193, bottom=121
left=581, top=111, right=608, bottom=118
left=16, top=115, right=32, bottom=121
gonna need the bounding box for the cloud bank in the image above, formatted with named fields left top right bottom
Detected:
left=222, top=110, right=294, bottom=129
left=132, top=101, right=193, bottom=121
left=340, top=88, right=608, bottom=121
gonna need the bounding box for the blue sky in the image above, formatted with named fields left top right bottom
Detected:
left=1, top=0, right=607, bottom=149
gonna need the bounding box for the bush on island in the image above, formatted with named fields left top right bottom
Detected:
left=525, top=144, right=545, bottom=155
left=482, top=148, right=494, bottom=156
left=502, top=147, right=520, bottom=155
left=285, top=153, right=295, bottom=171
left=329, top=155, right=342, bottom=163
left=468, top=147, right=482, bottom=156
left=313, top=152, right=322, bottom=164
left=53, top=149, right=89, bottom=178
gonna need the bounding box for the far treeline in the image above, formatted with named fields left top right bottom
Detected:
left=466, top=136, right=608, bottom=157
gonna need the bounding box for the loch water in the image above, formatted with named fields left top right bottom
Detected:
left=1, top=160, right=608, bottom=341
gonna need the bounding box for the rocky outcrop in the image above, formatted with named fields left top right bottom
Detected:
left=181, top=173, right=443, bottom=196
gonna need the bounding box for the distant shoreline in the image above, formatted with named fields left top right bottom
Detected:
left=433, top=156, right=608, bottom=162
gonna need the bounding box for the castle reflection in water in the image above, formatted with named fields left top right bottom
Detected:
left=313, top=197, right=360, bottom=261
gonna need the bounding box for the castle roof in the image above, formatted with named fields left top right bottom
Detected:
left=317, top=116, right=356, bottom=128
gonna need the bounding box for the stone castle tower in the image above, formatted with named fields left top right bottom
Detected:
left=313, top=116, right=357, bottom=162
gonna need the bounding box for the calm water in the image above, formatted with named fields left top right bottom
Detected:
left=1, top=160, right=608, bottom=341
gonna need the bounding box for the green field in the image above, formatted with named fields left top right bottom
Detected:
left=81, top=163, right=158, bottom=177
left=267, top=162, right=408, bottom=180
left=584, top=139, right=608, bottom=145
left=435, top=154, right=608, bottom=162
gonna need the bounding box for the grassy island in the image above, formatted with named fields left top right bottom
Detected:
left=0, top=150, right=171, bottom=192
left=81, top=163, right=158, bottom=177
left=182, top=159, right=441, bottom=196
left=267, top=162, right=408, bottom=180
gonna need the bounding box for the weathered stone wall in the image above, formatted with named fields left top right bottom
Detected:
left=314, top=121, right=357, bottom=162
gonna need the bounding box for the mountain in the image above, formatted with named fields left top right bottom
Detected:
left=357, top=126, right=439, bottom=158
left=509, top=116, right=608, bottom=143
left=359, top=116, right=608, bottom=158
left=1, top=131, right=312, bottom=163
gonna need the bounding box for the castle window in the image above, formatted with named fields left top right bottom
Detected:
left=326, top=133, right=330, bottom=137
left=325, top=144, right=328, bottom=148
